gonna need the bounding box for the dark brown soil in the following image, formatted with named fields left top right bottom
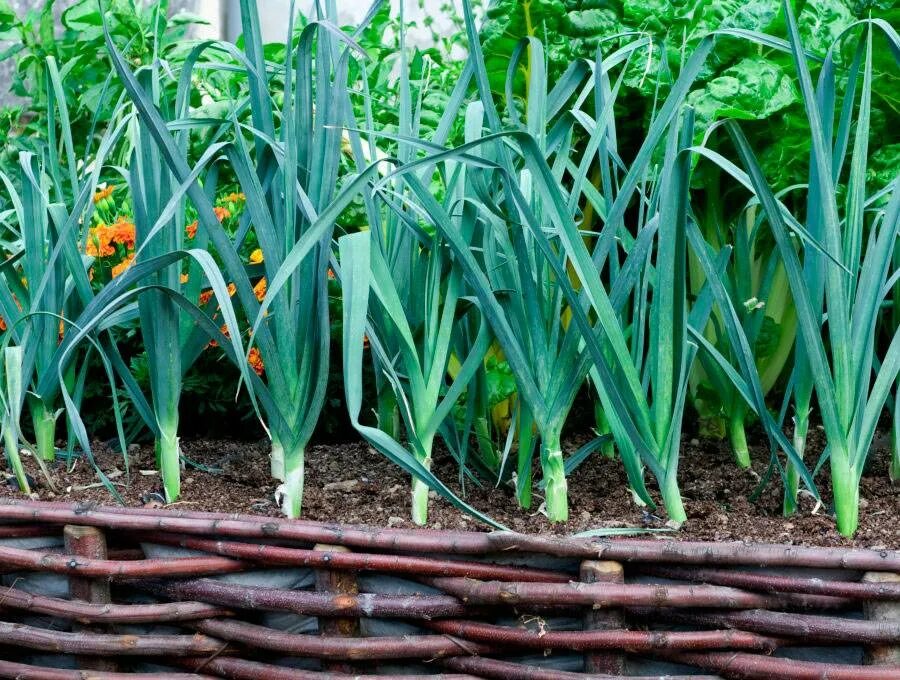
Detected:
left=2, top=427, right=897, bottom=548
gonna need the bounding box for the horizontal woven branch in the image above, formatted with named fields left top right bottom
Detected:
left=0, top=585, right=228, bottom=623
left=2, top=499, right=898, bottom=569
left=0, top=658, right=217, bottom=680
left=425, top=576, right=838, bottom=609
left=639, top=565, right=900, bottom=600
left=441, top=656, right=720, bottom=679
left=191, top=618, right=491, bottom=659
left=0, top=620, right=226, bottom=655
left=424, top=619, right=782, bottom=652
left=139, top=531, right=569, bottom=582
left=140, top=577, right=476, bottom=619
left=665, top=651, right=900, bottom=680
left=0, top=543, right=243, bottom=578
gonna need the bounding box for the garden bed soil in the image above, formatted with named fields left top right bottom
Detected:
left=1, top=427, right=897, bottom=548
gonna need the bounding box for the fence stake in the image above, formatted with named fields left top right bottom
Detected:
left=862, top=571, right=900, bottom=665
left=315, top=543, right=361, bottom=672
left=581, top=559, right=625, bottom=673
left=63, top=525, right=117, bottom=672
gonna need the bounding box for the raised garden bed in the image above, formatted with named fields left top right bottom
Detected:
left=1, top=498, right=899, bottom=679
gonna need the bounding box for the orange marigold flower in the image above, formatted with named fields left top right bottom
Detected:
left=327, top=268, right=335, bottom=280
left=93, top=185, right=114, bottom=204
left=85, top=224, right=115, bottom=257
left=213, top=206, right=231, bottom=222
left=227, top=282, right=236, bottom=296
left=0, top=316, right=6, bottom=332
left=221, top=192, right=246, bottom=204
left=199, top=289, right=214, bottom=306
left=108, top=218, right=136, bottom=249
left=180, top=273, right=189, bottom=284
left=207, top=324, right=230, bottom=349
left=186, top=220, right=198, bottom=239
left=248, top=347, right=264, bottom=376
left=111, top=253, right=135, bottom=279
left=253, top=277, right=267, bottom=302
left=249, top=248, right=263, bottom=264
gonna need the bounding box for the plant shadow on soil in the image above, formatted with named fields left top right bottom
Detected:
left=1, top=426, right=897, bottom=548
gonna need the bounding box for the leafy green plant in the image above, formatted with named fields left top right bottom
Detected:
left=0, top=57, right=138, bottom=477
left=696, top=5, right=899, bottom=535
left=106, top=0, right=371, bottom=516
left=0, top=0, right=209, bottom=167
left=371, top=0, right=732, bottom=523
left=691, top=203, right=798, bottom=467
left=480, top=1, right=897, bottom=475
left=339, top=228, right=493, bottom=524
left=1, top=345, right=29, bottom=492
left=335, top=4, right=506, bottom=525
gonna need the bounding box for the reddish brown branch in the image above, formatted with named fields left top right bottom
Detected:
left=139, top=577, right=473, bottom=619
left=0, top=500, right=492, bottom=555
left=663, top=651, right=900, bottom=679
left=636, top=607, right=900, bottom=644
left=424, top=619, right=781, bottom=652
left=639, top=565, right=900, bottom=601
left=441, top=656, right=721, bottom=679
left=0, top=583, right=229, bottom=623
left=484, top=534, right=900, bottom=570
left=140, top=532, right=569, bottom=582
left=425, top=577, right=830, bottom=610
left=0, top=620, right=227, bottom=656
left=3, top=500, right=899, bottom=570
left=192, top=618, right=491, bottom=659
left=176, top=656, right=477, bottom=679
left=0, top=658, right=218, bottom=679
left=0, top=543, right=244, bottom=579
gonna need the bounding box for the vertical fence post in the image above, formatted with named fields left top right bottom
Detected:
left=580, top=560, right=625, bottom=674
left=314, top=543, right=360, bottom=672
left=63, top=525, right=117, bottom=672
left=862, top=572, right=900, bottom=665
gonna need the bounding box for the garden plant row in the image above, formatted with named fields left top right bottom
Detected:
left=0, top=0, right=896, bottom=538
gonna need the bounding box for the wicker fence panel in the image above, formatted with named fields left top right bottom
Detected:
left=0, top=498, right=898, bottom=679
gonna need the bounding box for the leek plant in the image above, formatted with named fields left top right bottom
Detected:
left=723, top=6, right=899, bottom=535
left=339, top=229, right=493, bottom=525
left=121, top=38, right=240, bottom=502
left=398, top=53, right=598, bottom=522
left=0, top=58, right=100, bottom=467
left=231, top=0, right=362, bottom=516
left=1, top=346, right=29, bottom=493
left=2, top=154, right=66, bottom=464
left=127, top=89, right=186, bottom=503
left=0, top=58, right=138, bottom=475
left=110, top=0, right=398, bottom=517
left=338, top=9, right=499, bottom=523
left=556, top=94, right=719, bottom=524
left=889, top=236, right=899, bottom=481
left=378, top=0, right=728, bottom=522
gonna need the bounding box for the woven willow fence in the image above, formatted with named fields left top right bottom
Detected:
left=0, top=498, right=898, bottom=679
